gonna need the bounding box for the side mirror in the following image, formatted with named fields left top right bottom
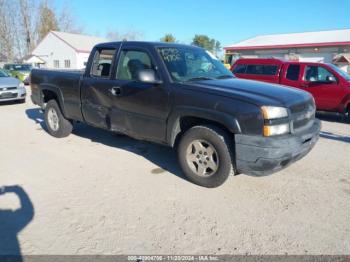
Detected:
left=137, top=69, right=163, bottom=84
left=326, top=75, right=337, bottom=83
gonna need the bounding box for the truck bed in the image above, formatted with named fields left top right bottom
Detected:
left=30, top=68, right=84, bottom=121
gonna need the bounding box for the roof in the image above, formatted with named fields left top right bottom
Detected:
left=51, top=31, right=108, bottom=53
left=225, top=28, right=350, bottom=51
left=95, top=41, right=201, bottom=49
left=333, top=53, right=350, bottom=63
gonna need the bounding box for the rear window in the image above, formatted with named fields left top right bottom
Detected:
left=286, top=64, right=300, bottom=81
left=245, top=64, right=278, bottom=76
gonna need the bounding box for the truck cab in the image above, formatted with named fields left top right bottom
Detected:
left=231, top=58, right=350, bottom=116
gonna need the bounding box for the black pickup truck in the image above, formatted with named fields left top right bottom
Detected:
left=31, top=41, right=320, bottom=187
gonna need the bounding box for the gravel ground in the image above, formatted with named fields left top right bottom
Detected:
left=0, top=92, right=350, bottom=255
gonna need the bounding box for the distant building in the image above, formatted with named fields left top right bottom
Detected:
left=31, top=31, right=107, bottom=69
left=224, top=28, right=350, bottom=73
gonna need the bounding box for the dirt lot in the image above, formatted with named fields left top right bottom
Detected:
left=1, top=92, right=350, bottom=255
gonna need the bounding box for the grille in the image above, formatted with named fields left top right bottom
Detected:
left=291, top=99, right=315, bottom=133
left=0, top=87, right=17, bottom=91
left=0, top=93, right=18, bottom=99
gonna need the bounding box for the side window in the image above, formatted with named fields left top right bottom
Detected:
left=233, top=64, right=247, bottom=74
left=245, top=65, right=278, bottom=75
left=263, top=65, right=278, bottom=75
left=90, top=49, right=116, bottom=78
left=305, top=66, right=336, bottom=82
left=246, top=65, right=263, bottom=75
left=116, top=50, right=155, bottom=80
left=286, top=64, right=300, bottom=81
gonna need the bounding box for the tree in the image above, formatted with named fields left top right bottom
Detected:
left=160, top=34, right=176, bottom=43
left=58, top=5, right=84, bottom=34
left=37, top=1, right=59, bottom=41
left=19, top=0, right=38, bottom=53
left=191, top=34, right=222, bottom=55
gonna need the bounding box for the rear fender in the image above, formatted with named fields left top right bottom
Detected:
left=40, top=84, right=67, bottom=117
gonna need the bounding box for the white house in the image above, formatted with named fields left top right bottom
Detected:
left=31, top=31, right=108, bottom=69
left=224, top=28, right=350, bottom=73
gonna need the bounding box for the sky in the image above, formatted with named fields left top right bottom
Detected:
left=57, top=0, right=350, bottom=48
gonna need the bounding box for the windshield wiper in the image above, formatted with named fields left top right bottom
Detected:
left=216, top=75, right=234, bottom=79
left=186, top=76, right=215, bottom=82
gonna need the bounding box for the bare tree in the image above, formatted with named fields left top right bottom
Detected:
left=37, top=0, right=59, bottom=41
left=0, top=0, right=16, bottom=60
left=19, top=0, right=37, bottom=53
left=58, top=5, right=84, bottom=34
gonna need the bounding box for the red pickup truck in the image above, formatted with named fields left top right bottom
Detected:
left=231, top=58, right=350, bottom=118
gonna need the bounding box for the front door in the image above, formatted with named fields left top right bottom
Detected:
left=301, top=65, right=344, bottom=110
left=108, top=47, right=170, bottom=142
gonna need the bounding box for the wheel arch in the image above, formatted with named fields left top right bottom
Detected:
left=40, top=85, right=67, bottom=116
left=166, top=107, right=241, bottom=148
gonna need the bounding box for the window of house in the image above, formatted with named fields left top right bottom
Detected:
left=64, top=60, right=71, bottom=68
left=305, top=65, right=336, bottom=82
left=90, top=48, right=116, bottom=78
left=54, top=60, right=59, bottom=68
left=233, top=64, right=247, bottom=74
left=286, top=64, right=300, bottom=81
left=116, top=50, right=155, bottom=80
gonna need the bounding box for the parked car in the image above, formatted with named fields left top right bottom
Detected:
left=231, top=58, right=350, bottom=118
left=30, top=42, right=320, bottom=188
left=3, top=63, right=32, bottom=84
left=0, top=69, right=26, bottom=103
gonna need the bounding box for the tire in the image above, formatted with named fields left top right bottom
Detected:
left=18, top=98, right=25, bottom=104
left=44, top=99, right=73, bottom=138
left=177, top=125, right=235, bottom=188
left=345, top=105, right=350, bottom=123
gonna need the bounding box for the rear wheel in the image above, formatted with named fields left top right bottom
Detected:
left=44, top=100, right=73, bottom=138
left=178, top=125, right=234, bottom=188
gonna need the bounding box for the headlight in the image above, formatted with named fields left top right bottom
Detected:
left=261, top=106, right=290, bottom=136
left=263, top=123, right=290, bottom=136
left=19, top=82, right=25, bottom=89
left=261, top=106, right=288, bottom=119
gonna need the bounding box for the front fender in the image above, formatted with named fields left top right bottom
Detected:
left=166, top=106, right=242, bottom=147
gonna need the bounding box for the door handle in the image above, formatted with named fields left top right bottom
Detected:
left=109, top=86, right=122, bottom=96
left=300, top=83, right=309, bottom=88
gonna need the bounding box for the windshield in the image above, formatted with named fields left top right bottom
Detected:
left=157, top=46, right=234, bottom=82
left=0, top=70, right=10, bottom=77
left=327, top=64, right=350, bottom=81
left=13, top=64, right=32, bottom=71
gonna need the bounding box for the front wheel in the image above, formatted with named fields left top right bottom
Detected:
left=178, top=125, right=235, bottom=188
left=44, top=100, right=73, bottom=138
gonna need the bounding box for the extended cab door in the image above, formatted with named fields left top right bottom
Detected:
left=107, top=45, right=170, bottom=143
left=81, top=46, right=119, bottom=129
left=299, top=64, right=344, bottom=110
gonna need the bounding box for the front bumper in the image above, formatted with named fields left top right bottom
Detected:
left=0, top=88, right=26, bottom=102
left=235, top=119, right=321, bottom=176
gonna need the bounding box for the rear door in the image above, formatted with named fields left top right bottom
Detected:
left=81, top=45, right=119, bottom=128
left=280, top=63, right=302, bottom=88
left=299, top=64, right=344, bottom=110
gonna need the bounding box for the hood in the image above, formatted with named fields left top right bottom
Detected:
left=0, top=77, right=21, bottom=88
left=184, top=78, right=312, bottom=107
